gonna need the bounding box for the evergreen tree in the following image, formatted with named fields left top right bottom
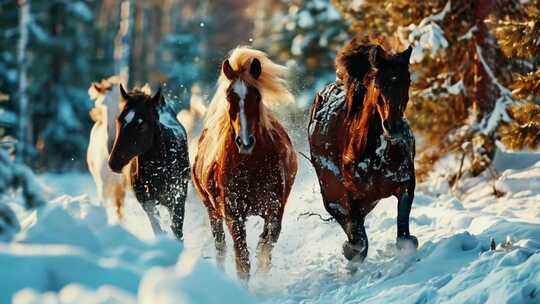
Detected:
left=253, top=0, right=349, bottom=106
left=159, top=1, right=206, bottom=105
left=1, top=0, right=112, bottom=170
left=489, top=0, right=540, bottom=151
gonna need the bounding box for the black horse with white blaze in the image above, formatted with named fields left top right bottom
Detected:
left=109, top=85, right=189, bottom=240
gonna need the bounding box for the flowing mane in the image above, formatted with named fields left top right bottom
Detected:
left=198, top=46, right=294, bottom=177
left=88, top=76, right=123, bottom=123
left=337, top=36, right=402, bottom=159
left=88, top=75, right=122, bottom=103
left=345, top=83, right=381, bottom=159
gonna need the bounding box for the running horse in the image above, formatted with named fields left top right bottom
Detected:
left=108, top=85, right=190, bottom=240
left=192, top=47, right=298, bottom=282
left=308, top=36, right=417, bottom=262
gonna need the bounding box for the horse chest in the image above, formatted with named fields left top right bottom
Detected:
left=221, top=153, right=285, bottom=211
left=355, top=134, right=414, bottom=192
left=132, top=141, right=188, bottom=204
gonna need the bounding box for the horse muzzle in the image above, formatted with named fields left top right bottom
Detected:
left=235, top=135, right=255, bottom=155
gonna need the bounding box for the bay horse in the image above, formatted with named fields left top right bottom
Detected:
left=308, top=36, right=417, bottom=263
left=87, top=76, right=129, bottom=219
left=192, top=47, right=298, bottom=282
left=108, top=85, right=190, bottom=240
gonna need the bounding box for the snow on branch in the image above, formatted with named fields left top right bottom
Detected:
left=475, top=44, right=513, bottom=134
left=398, top=1, right=451, bottom=63
left=475, top=44, right=511, bottom=95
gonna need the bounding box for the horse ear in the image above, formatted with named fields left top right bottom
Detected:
left=119, top=84, right=130, bottom=101
left=92, top=83, right=103, bottom=93
left=369, top=45, right=385, bottom=67
left=150, top=87, right=162, bottom=107
left=250, top=58, right=262, bottom=80
left=398, top=45, right=412, bottom=64
left=222, top=59, right=235, bottom=80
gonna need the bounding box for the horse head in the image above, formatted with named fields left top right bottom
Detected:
left=337, top=39, right=412, bottom=137
left=89, top=76, right=122, bottom=151
left=222, top=58, right=263, bottom=155
left=368, top=45, right=412, bottom=136
left=108, top=84, right=161, bottom=173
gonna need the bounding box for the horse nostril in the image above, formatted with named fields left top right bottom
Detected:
left=235, top=136, right=243, bottom=147
left=247, top=135, right=255, bottom=147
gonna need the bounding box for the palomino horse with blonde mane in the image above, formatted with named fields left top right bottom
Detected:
left=87, top=76, right=129, bottom=219
left=192, top=47, right=298, bottom=281
left=309, top=37, right=417, bottom=263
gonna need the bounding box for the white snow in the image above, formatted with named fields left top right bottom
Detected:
left=398, top=1, right=451, bottom=64
left=1, top=147, right=539, bottom=303
left=314, top=155, right=341, bottom=177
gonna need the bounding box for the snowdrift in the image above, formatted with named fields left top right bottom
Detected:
left=0, top=151, right=539, bottom=303
left=0, top=196, right=254, bottom=304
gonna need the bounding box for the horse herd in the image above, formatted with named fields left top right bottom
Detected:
left=87, top=36, right=417, bottom=282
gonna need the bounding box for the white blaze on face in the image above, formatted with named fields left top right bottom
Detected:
left=233, top=80, right=250, bottom=146
left=124, top=110, right=135, bottom=128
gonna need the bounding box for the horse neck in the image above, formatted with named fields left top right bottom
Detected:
left=139, top=120, right=164, bottom=165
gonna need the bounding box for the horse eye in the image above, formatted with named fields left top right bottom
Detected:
left=391, top=76, right=397, bottom=82
left=137, top=118, right=144, bottom=125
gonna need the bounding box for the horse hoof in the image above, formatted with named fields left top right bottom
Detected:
left=396, top=235, right=418, bottom=251
left=342, top=240, right=367, bottom=262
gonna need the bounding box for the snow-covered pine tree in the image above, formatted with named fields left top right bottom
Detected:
left=489, top=0, right=540, bottom=151
left=0, top=2, right=20, bottom=148
left=159, top=0, right=206, bottom=104
left=33, top=1, right=100, bottom=170
left=16, top=0, right=30, bottom=163
left=334, top=0, right=536, bottom=179
left=252, top=0, right=349, bottom=106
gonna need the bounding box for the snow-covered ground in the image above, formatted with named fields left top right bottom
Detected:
left=1, top=154, right=539, bottom=303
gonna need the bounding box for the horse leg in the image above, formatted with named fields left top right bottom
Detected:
left=322, top=198, right=367, bottom=261
left=226, top=218, right=250, bottom=282
left=342, top=218, right=368, bottom=262
left=209, top=212, right=226, bottom=270
left=169, top=189, right=187, bottom=241
left=256, top=212, right=282, bottom=273
left=141, top=200, right=165, bottom=236
left=95, top=179, right=105, bottom=206
left=113, top=183, right=125, bottom=220
left=396, top=185, right=418, bottom=250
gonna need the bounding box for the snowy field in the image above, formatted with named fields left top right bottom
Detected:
left=1, top=152, right=539, bottom=303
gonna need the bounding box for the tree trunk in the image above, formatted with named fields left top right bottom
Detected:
left=114, top=0, right=134, bottom=85
left=16, top=0, right=30, bottom=163
left=470, top=0, right=497, bottom=176
left=473, top=0, right=497, bottom=117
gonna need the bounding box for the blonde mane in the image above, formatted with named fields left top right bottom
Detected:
left=198, top=46, right=294, bottom=178
left=88, top=75, right=122, bottom=104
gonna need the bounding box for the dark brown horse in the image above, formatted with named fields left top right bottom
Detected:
left=108, top=85, right=190, bottom=241
left=308, top=37, right=417, bottom=262
left=192, top=47, right=297, bottom=282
